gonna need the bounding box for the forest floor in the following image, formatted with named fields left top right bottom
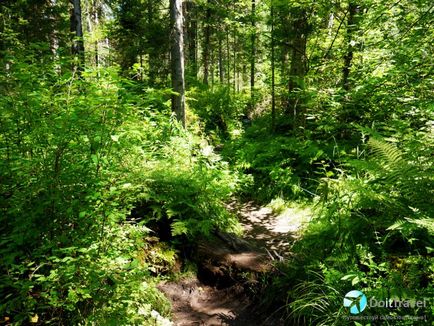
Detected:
left=158, top=201, right=313, bottom=325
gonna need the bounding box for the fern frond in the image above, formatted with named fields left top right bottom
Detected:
left=368, top=138, right=403, bottom=166
left=366, top=138, right=433, bottom=215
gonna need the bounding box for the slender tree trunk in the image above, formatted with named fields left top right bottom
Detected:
left=86, top=0, right=99, bottom=69
left=271, top=0, right=276, bottom=131
left=93, top=1, right=99, bottom=69
left=233, top=30, right=237, bottom=93
left=49, top=0, right=60, bottom=72
left=250, top=0, right=256, bottom=108
left=148, top=0, right=157, bottom=84
left=210, top=45, right=214, bottom=87
left=287, top=9, right=308, bottom=129
left=203, top=1, right=211, bottom=85
left=170, top=0, right=186, bottom=127
left=342, top=2, right=360, bottom=91
left=70, top=0, right=85, bottom=70
left=218, top=36, right=224, bottom=83
left=185, top=0, right=197, bottom=78
left=226, top=31, right=230, bottom=87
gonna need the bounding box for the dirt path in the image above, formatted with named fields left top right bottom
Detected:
left=230, top=201, right=311, bottom=260
left=158, top=201, right=312, bottom=325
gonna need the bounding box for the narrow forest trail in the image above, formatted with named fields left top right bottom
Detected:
left=158, top=201, right=313, bottom=326
left=227, top=201, right=312, bottom=260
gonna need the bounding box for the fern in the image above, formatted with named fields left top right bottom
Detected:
left=366, top=138, right=433, bottom=216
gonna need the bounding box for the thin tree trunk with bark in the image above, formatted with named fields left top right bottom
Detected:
left=211, top=45, right=214, bottom=87
left=250, top=0, right=256, bottom=109
left=271, top=0, right=276, bottom=131
left=148, top=0, right=157, bottom=84
left=287, top=9, right=308, bottom=129
left=203, top=1, right=211, bottom=85
left=342, top=2, right=360, bottom=91
left=170, top=0, right=186, bottom=127
left=185, top=0, right=197, bottom=78
left=218, top=36, right=224, bottom=83
left=233, top=30, right=237, bottom=93
left=93, top=3, right=99, bottom=69
left=70, top=0, right=85, bottom=70
left=49, top=0, right=60, bottom=72
left=226, top=31, right=230, bottom=87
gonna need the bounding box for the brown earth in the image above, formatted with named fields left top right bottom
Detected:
left=158, top=201, right=310, bottom=325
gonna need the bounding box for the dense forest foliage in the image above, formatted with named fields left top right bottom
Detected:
left=0, top=0, right=433, bottom=325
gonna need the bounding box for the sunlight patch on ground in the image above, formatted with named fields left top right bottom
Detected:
left=270, top=205, right=313, bottom=235
left=228, top=200, right=314, bottom=259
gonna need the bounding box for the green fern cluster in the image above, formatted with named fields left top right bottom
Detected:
left=275, top=137, right=434, bottom=325
left=367, top=138, right=433, bottom=216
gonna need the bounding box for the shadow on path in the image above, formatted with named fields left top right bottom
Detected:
left=227, top=201, right=309, bottom=260
left=160, top=200, right=311, bottom=325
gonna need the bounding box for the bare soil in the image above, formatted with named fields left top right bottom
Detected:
left=158, top=277, right=281, bottom=326
left=159, top=201, right=308, bottom=325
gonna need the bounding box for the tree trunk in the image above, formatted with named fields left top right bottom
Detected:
left=230, top=1, right=236, bottom=93
left=49, top=0, right=60, bottom=72
left=250, top=0, right=256, bottom=109
left=287, top=9, right=308, bottom=129
left=147, top=0, right=157, bottom=84
left=203, top=1, right=211, bottom=85
left=86, top=0, right=99, bottom=69
left=342, top=2, right=360, bottom=91
left=271, top=0, right=276, bottom=131
left=185, top=0, right=197, bottom=78
left=70, top=0, right=85, bottom=70
left=218, top=36, right=224, bottom=83
left=93, top=4, right=99, bottom=69
left=210, top=44, right=214, bottom=87
left=170, top=0, right=186, bottom=127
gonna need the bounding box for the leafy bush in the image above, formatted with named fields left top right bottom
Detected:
left=223, top=118, right=334, bottom=202
left=0, top=59, right=242, bottom=324
left=188, top=85, right=248, bottom=141
left=269, top=136, right=434, bottom=325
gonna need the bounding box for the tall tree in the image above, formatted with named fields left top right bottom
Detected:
left=250, top=0, right=256, bottom=109
left=185, top=0, right=197, bottom=78
left=170, top=0, right=186, bottom=127
left=287, top=7, right=309, bottom=129
left=218, top=36, right=224, bottom=83
left=342, top=1, right=361, bottom=90
left=70, top=0, right=85, bottom=70
left=202, top=0, right=212, bottom=85
left=270, top=0, right=276, bottom=131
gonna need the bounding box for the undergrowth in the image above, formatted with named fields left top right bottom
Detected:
left=271, top=136, right=434, bottom=325
left=0, top=62, right=242, bottom=324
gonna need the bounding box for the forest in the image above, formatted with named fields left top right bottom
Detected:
left=0, top=0, right=433, bottom=325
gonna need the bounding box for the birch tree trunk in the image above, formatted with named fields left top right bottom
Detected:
left=170, top=0, right=186, bottom=127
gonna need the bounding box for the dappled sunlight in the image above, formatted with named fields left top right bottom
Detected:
left=226, top=201, right=314, bottom=260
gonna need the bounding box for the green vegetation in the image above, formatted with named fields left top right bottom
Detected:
left=1, top=0, right=433, bottom=325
